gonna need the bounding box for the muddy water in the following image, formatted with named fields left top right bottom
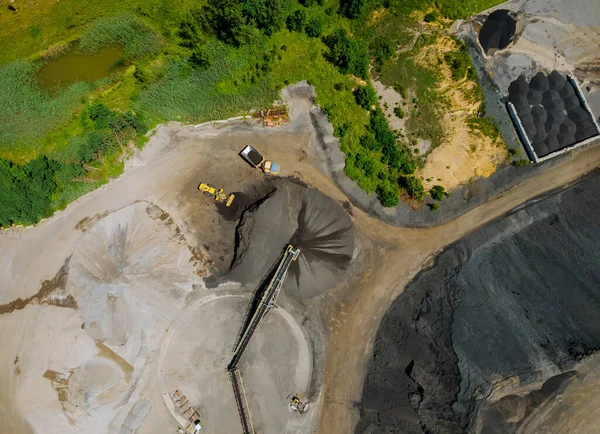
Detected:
left=37, top=46, right=123, bottom=90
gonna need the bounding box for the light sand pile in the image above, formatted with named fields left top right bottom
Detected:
left=9, top=202, right=206, bottom=433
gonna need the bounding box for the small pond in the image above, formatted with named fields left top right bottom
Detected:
left=37, top=46, right=124, bottom=90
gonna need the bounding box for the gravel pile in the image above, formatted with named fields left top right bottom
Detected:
left=509, top=71, right=598, bottom=157
left=230, top=180, right=355, bottom=299
left=478, top=10, right=516, bottom=55
left=356, top=172, right=600, bottom=433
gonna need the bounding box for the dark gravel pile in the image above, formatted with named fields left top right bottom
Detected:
left=356, top=171, right=600, bottom=434
left=509, top=71, right=598, bottom=157
left=229, top=179, right=354, bottom=299
left=478, top=10, right=516, bottom=55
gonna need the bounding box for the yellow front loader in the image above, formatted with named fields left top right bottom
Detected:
left=199, top=183, right=235, bottom=207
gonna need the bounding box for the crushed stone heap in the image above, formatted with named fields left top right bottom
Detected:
left=478, top=9, right=516, bottom=55
left=230, top=180, right=355, bottom=299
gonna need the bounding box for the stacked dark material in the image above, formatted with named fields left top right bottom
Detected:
left=508, top=71, right=598, bottom=157
left=478, top=10, right=516, bottom=55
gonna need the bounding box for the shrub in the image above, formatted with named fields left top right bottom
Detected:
left=513, top=159, right=530, bottom=167
left=430, top=184, right=445, bottom=200
left=190, top=47, right=212, bottom=70
left=443, top=46, right=472, bottom=81
left=371, top=37, right=395, bottom=70
left=429, top=202, right=439, bottom=211
left=305, top=18, right=324, bottom=38
left=376, top=182, right=400, bottom=207
left=393, top=82, right=407, bottom=99
left=424, top=12, right=437, bottom=22
left=354, top=85, right=377, bottom=110
left=400, top=175, right=424, bottom=199
left=286, top=9, right=306, bottom=32
left=394, top=106, right=405, bottom=118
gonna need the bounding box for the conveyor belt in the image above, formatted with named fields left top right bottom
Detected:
left=226, top=245, right=300, bottom=434
left=228, top=245, right=300, bottom=370
left=227, top=369, right=254, bottom=434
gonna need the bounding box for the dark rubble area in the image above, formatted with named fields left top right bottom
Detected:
left=356, top=171, right=600, bottom=434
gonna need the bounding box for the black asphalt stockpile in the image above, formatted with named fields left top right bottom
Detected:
left=229, top=179, right=354, bottom=299
left=509, top=71, right=598, bottom=157
left=356, top=171, right=600, bottom=434
left=478, top=10, right=516, bottom=55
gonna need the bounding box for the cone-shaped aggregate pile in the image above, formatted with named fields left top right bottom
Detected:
left=230, top=180, right=354, bottom=299
left=478, top=10, right=516, bottom=55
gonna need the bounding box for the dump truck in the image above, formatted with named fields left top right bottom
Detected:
left=239, top=145, right=280, bottom=175
left=198, top=183, right=235, bottom=207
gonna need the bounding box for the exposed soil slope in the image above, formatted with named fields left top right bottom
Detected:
left=356, top=171, right=600, bottom=433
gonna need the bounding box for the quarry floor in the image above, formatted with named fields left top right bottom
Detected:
left=0, top=83, right=599, bottom=433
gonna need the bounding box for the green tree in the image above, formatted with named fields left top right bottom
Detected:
left=360, top=132, right=381, bottom=151
left=305, top=18, right=324, bottom=38
left=324, top=29, right=369, bottom=79
left=244, top=0, right=287, bottom=36
left=354, top=84, right=377, bottom=110
left=340, top=0, right=366, bottom=18
left=286, top=9, right=306, bottom=32
left=201, top=0, right=253, bottom=46
left=178, top=11, right=205, bottom=48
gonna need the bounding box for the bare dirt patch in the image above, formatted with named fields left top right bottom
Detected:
left=414, top=36, right=507, bottom=190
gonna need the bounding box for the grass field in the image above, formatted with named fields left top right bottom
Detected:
left=0, top=0, right=504, bottom=226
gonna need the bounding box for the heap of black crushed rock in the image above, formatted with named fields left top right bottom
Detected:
left=509, top=71, right=598, bottom=157
left=478, top=9, right=516, bottom=55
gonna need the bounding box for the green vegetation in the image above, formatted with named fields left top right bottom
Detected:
left=468, top=104, right=502, bottom=140
left=78, top=14, right=161, bottom=59
left=444, top=43, right=473, bottom=81
left=0, top=0, right=504, bottom=225
left=389, top=0, right=503, bottom=20
left=429, top=184, right=446, bottom=200
left=423, top=12, right=438, bottom=22
left=394, top=106, right=405, bottom=118
left=0, top=61, right=91, bottom=159
left=355, top=85, right=377, bottom=110
left=323, top=29, right=370, bottom=79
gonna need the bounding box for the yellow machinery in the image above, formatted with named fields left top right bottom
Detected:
left=198, top=183, right=235, bottom=207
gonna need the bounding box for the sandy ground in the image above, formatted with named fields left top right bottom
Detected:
left=373, top=34, right=507, bottom=192
left=414, top=36, right=507, bottom=190
left=0, top=82, right=599, bottom=434
left=157, top=292, right=313, bottom=433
